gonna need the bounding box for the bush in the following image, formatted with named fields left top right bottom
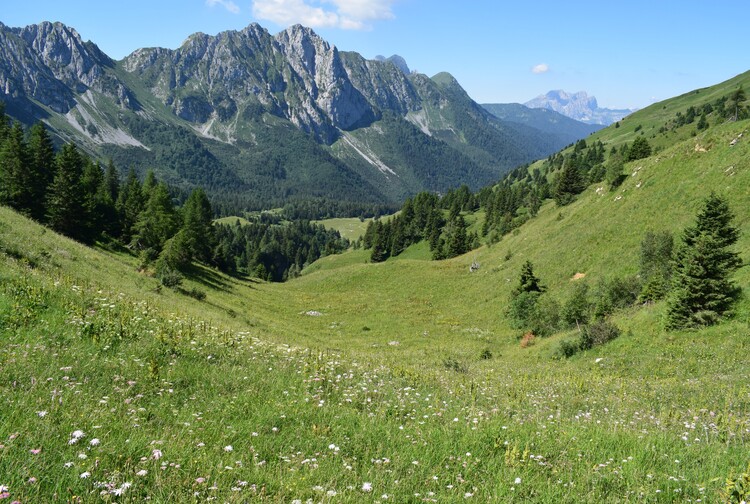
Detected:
left=554, top=320, right=621, bottom=359
left=593, top=276, right=641, bottom=319
left=158, top=267, right=183, bottom=288
left=562, top=282, right=591, bottom=328
left=531, top=296, right=561, bottom=337
left=580, top=320, right=621, bottom=350
left=507, top=291, right=541, bottom=330
left=183, top=286, right=206, bottom=301
left=519, top=332, right=536, bottom=348
left=554, top=338, right=581, bottom=359
left=442, top=357, right=468, bottom=373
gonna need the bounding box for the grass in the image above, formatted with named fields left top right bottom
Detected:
left=2, top=116, right=750, bottom=501
left=313, top=216, right=370, bottom=241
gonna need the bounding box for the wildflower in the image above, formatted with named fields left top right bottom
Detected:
left=27, top=477, right=37, bottom=484
left=224, top=445, right=233, bottom=452
left=64, top=462, right=74, bottom=468
left=151, top=449, right=163, bottom=460
left=72, top=430, right=85, bottom=439
left=195, top=477, right=206, bottom=484
left=362, top=482, right=373, bottom=492
left=37, top=411, right=48, bottom=418
left=136, top=470, right=148, bottom=477
left=30, top=448, right=41, bottom=455
left=514, top=477, right=522, bottom=484
left=80, top=472, right=91, bottom=479
left=89, top=438, right=100, bottom=446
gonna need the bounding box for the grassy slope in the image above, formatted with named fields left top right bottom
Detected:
left=562, top=69, right=750, bottom=156
left=2, top=112, right=750, bottom=501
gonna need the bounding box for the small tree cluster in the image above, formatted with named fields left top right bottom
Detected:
left=362, top=190, right=478, bottom=262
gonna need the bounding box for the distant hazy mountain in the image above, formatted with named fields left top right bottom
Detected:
left=524, top=90, right=635, bottom=126
left=481, top=103, right=602, bottom=147
left=0, top=20, right=569, bottom=211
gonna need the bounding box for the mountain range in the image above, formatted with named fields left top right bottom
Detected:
left=524, top=90, right=635, bottom=125
left=0, top=21, right=595, bottom=212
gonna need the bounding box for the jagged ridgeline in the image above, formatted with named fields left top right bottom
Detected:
left=0, top=21, right=589, bottom=214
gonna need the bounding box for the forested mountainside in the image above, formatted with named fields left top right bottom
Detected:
left=0, top=21, right=593, bottom=214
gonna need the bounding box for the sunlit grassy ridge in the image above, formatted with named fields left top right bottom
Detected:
left=1, top=115, right=750, bottom=501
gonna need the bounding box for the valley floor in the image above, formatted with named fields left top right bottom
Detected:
left=2, top=205, right=750, bottom=503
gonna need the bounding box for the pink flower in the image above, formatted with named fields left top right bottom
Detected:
left=30, top=448, right=41, bottom=455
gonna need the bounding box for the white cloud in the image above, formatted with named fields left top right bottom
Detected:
left=206, top=0, right=241, bottom=14
left=252, top=0, right=396, bottom=30
left=532, top=63, right=549, bottom=74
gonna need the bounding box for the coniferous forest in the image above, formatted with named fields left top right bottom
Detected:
left=0, top=105, right=349, bottom=285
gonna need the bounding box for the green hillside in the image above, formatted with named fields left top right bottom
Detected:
left=561, top=70, right=750, bottom=158
left=2, top=80, right=750, bottom=501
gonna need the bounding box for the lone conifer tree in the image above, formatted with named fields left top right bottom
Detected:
left=666, top=193, right=742, bottom=329
left=514, top=260, right=545, bottom=295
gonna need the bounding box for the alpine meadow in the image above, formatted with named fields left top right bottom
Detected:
left=2, top=11, right=750, bottom=504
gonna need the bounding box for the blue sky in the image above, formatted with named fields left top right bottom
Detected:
left=3, top=1, right=749, bottom=109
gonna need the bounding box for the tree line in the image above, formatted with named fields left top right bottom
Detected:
left=213, top=217, right=348, bottom=282
left=0, top=109, right=348, bottom=284
left=359, top=188, right=481, bottom=262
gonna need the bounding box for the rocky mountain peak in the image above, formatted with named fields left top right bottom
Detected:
left=374, top=54, right=410, bottom=75
left=525, top=90, right=634, bottom=125
left=0, top=21, right=120, bottom=113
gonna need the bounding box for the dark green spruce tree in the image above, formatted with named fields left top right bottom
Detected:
left=132, top=182, right=179, bottom=256
left=554, top=161, right=584, bottom=206
left=26, top=122, right=57, bottom=221
left=116, top=169, right=145, bottom=245
left=666, top=193, right=742, bottom=329
left=47, top=143, right=87, bottom=240
left=0, top=122, right=32, bottom=214
left=445, top=214, right=468, bottom=258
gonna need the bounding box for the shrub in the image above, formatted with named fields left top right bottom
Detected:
left=593, top=275, right=641, bottom=319
left=554, top=320, right=621, bottom=359
left=507, top=291, right=541, bottom=330
left=520, top=332, right=536, bottom=348
left=531, top=296, right=561, bottom=337
left=158, top=267, right=183, bottom=288
left=480, top=348, right=493, bottom=360
left=562, top=282, right=591, bottom=328
left=554, top=338, right=581, bottom=359
left=443, top=357, right=468, bottom=373
left=183, top=286, right=206, bottom=301
left=580, top=320, right=621, bottom=350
